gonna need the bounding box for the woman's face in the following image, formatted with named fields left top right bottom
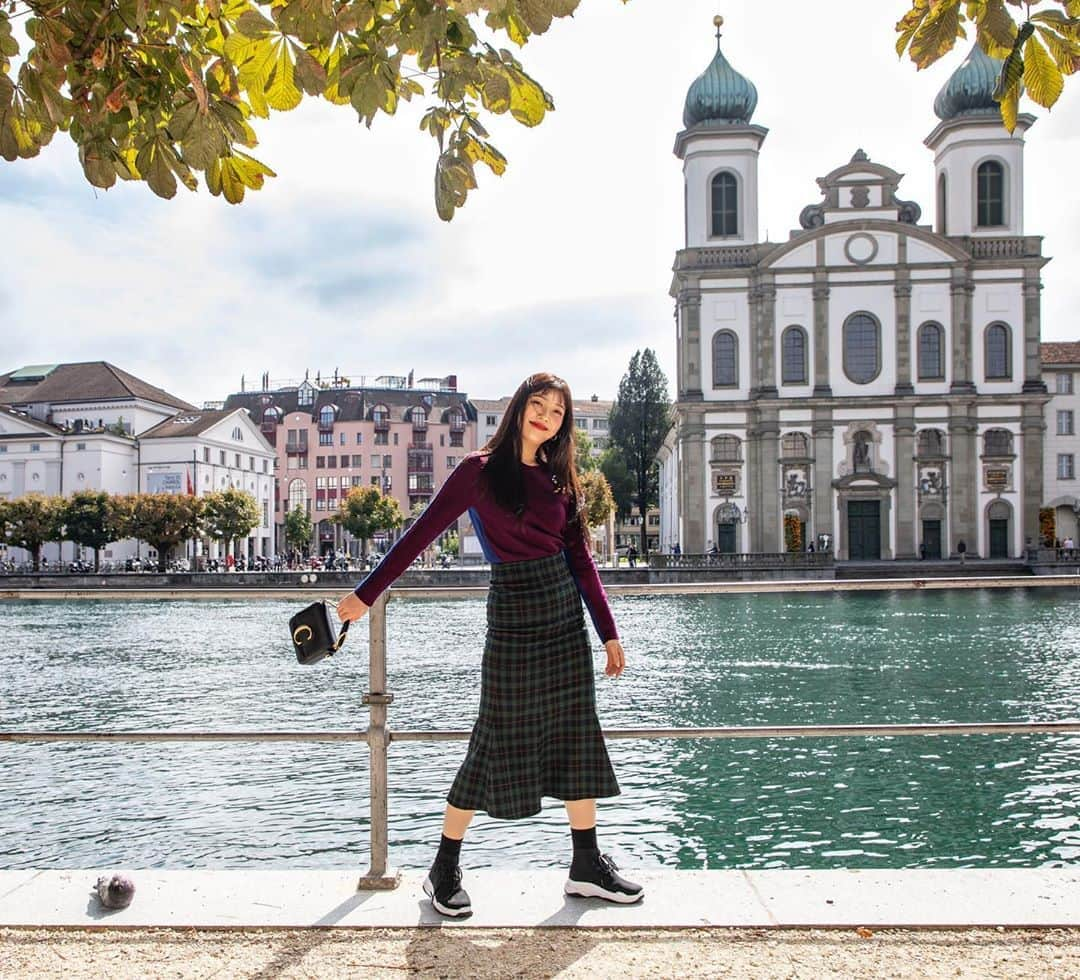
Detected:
left=520, top=387, right=568, bottom=451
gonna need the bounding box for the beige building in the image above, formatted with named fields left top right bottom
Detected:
left=1041, top=342, right=1080, bottom=545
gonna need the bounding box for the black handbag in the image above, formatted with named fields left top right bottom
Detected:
left=289, top=600, right=350, bottom=665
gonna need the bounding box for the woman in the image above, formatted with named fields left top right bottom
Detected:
left=337, top=373, right=642, bottom=918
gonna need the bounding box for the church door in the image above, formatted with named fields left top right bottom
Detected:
left=717, top=522, right=737, bottom=554
left=989, top=519, right=1009, bottom=558
left=847, top=501, right=881, bottom=560
left=921, top=519, right=942, bottom=560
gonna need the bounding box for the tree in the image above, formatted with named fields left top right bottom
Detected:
left=608, top=348, right=671, bottom=555
left=333, top=484, right=404, bottom=556
left=0, top=0, right=626, bottom=217
left=575, top=429, right=596, bottom=472
left=284, top=505, right=312, bottom=554
left=598, top=446, right=635, bottom=522
left=202, top=487, right=261, bottom=560
left=63, top=489, right=121, bottom=571
left=128, top=493, right=203, bottom=571
left=0, top=493, right=65, bottom=571
left=579, top=469, right=614, bottom=529
left=896, top=0, right=1080, bottom=132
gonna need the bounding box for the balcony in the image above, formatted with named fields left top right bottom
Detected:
left=285, top=439, right=308, bottom=455
left=449, top=418, right=466, bottom=434
left=407, top=443, right=433, bottom=474
left=411, top=416, right=428, bottom=434
left=318, top=418, right=335, bottom=433
left=373, top=413, right=390, bottom=432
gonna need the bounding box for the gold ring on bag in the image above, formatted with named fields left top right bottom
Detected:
left=292, top=624, right=313, bottom=645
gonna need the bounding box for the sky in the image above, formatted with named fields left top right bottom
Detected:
left=2, top=0, right=1078, bottom=409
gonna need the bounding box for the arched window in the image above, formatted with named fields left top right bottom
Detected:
left=843, top=312, right=880, bottom=384
left=782, top=432, right=809, bottom=458
left=976, top=160, right=1004, bottom=227
left=917, top=429, right=945, bottom=458
left=231, top=426, right=243, bottom=441
left=713, top=331, right=738, bottom=388
left=319, top=405, right=336, bottom=427
left=985, top=323, right=1011, bottom=380
left=371, top=404, right=390, bottom=425
left=711, top=435, right=741, bottom=462
left=781, top=326, right=808, bottom=385
left=297, top=382, right=316, bottom=407
left=983, top=428, right=1013, bottom=456
left=937, top=172, right=947, bottom=235
left=710, top=172, right=738, bottom=237
left=262, top=407, right=279, bottom=424
left=917, top=322, right=944, bottom=380
left=287, top=478, right=308, bottom=514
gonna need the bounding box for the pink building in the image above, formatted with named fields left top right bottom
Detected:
left=223, top=373, right=476, bottom=555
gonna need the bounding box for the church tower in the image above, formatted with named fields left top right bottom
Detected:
left=675, top=16, right=767, bottom=250
left=925, top=44, right=1034, bottom=238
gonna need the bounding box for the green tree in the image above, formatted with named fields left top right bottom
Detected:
left=0, top=493, right=65, bottom=571
left=896, top=0, right=1080, bottom=132
left=202, top=487, right=261, bottom=559
left=128, top=493, right=203, bottom=572
left=574, top=429, right=596, bottom=472
left=284, top=505, right=312, bottom=554
left=0, top=0, right=627, bottom=217
left=63, top=489, right=120, bottom=571
left=333, top=484, right=404, bottom=556
left=599, top=446, right=635, bottom=522
left=608, top=348, right=671, bottom=555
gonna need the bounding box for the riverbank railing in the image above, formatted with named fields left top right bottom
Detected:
left=3, top=588, right=1080, bottom=890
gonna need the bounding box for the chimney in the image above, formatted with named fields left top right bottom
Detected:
left=446, top=374, right=457, bottom=391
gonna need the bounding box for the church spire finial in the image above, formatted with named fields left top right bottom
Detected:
left=713, top=14, right=724, bottom=49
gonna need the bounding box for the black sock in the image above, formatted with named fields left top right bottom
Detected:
left=436, top=833, right=463, bottom=864
left=571, top=826, right=598, bottom=854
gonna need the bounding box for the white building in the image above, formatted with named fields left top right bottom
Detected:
left=1041, top=343, right=1080, bottom=544
left=0, top=362, right=274, bottom=566
left=659, top=35, right=1048, bottom=561
left=139, top=409, right=277, bottom=559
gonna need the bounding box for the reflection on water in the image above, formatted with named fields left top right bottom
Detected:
left=2, top=588, right=1079, bottom=870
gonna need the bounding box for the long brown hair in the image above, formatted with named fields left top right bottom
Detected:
left=481, top=372, right=583, bottom=522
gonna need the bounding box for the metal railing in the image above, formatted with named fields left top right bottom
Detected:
left=3, top=589, right=1080, bottom=891
left=649, top=551, right=834, bottom=570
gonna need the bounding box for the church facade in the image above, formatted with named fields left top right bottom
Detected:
left=658, top=38, right=1049, bottom=561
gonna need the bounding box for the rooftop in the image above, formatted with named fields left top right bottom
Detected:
left=139, top=410, right=238, bottom=440
left=0, top=362, right=195, bottom=412
left=1041, top=342, right=1080, bottom=366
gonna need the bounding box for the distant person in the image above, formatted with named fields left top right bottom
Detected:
left=672, top=542, right=681, bottom=557
left=627, top=544, right=638, bottom=568
left=807, top=540, right=815, bottom=554
left=956, top=539, right=967, bottom=565
left=337, top=373, right=642, bottom=919
left=1064, top=536, right=1075, bottom=550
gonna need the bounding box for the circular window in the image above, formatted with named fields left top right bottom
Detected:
left=844, top=233, right=878, bottom=265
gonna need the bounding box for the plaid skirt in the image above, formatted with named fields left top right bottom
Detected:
left=446, top=551, right=620, bottom=820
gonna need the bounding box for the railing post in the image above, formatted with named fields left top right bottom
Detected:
left=358, top=591, right=400, bottom=890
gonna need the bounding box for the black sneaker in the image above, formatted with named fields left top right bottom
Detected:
left=565, top=851, right=644, bottom=904
left=423, top=859, right=472, bottom=918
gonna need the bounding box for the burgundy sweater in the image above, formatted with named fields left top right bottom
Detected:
left=353, top=452, right=618, bottom=642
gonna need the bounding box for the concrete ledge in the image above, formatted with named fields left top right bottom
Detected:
left=2, top=869, right=1077, bottom=930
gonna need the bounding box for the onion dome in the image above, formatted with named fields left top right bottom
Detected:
left=933, top=43, right=1004, bottom=120
left=682, top=17, right=757, bottom=127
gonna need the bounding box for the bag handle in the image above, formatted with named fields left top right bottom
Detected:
left=324, top=598, right=351, bottom=652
